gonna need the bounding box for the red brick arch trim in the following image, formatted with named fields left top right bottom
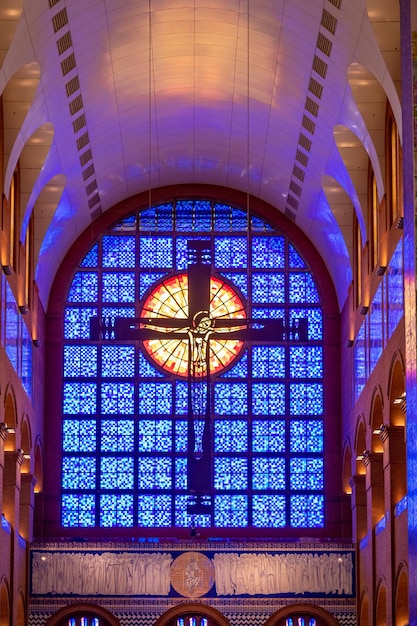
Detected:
left=153, top=602, right=231, bottom=626
left=263, top=603, right=340, bottom=626
left=44, top=603, right=121, bottom=626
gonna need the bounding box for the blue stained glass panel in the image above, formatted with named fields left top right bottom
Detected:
left=101, top=420, right=134, bottom=452
left=102, top=306, right=135, bottom=322
left=139, top=273, right=166, bottom=298
left=100, top=494, right=134, bottom=527
left=213, top=203, right=233, bottom=231
left=63, top=382, right=96, bottom=414
left=175, top=381, right=189, bottom=414
left=100, top=457, right=134, bottom=489
left=64, top=307, right=98, bottom=339
left=290, top=458, right=324, bottom=490
left=230, top=208, right=248, bottom=231
left=290, top=420, right=323, bottom=453
left=252, top=495, right=286, bottom=527
left=252, top=383, right=286, bottom=415
left=214, top=237, right=247, bottom=268
left=138, top=495, right=171, bottom=526
left=139, top=351, right=165, bottom=377
left=214, top=420, right=248, bottom=452
left=252, top=236, right=285, bottom=268
left=175, top=495, right=212, bottom=528
left=290, top=308, right=322, bottom=340
left=175, top=420, right=188, bottom=452
left=21, top=322, right=33, bottom=399
left=139, top=205, right=173, bottom=231
left=252, top=273, right=285, bottom=303
left=64, top=345, right=97, bottom=377
left=193, top=200, right=213, bottom=231
left=62, top=457, right=96, bottom=489
left=214, top=383, right=247, bottom=415
left=214, top=458, right=247, bottom=490
left=220, top=272, right=248, bottom=298
left=63, top=420, right=96, bottom=452
left=156, top=203, right=174, bottom=230
left=251, top=215, right=273, bottom=231
left=289, top=273, right=319, bottom=304
left=252, top=457, right=286, bottom=490
left=252, top=346, right=285, bottom=378
left=138, top=420, right=172, bottom=452
left=140, top=237, right=173, bottom=268
left=290, top=495, right=324, bottom=527
left=67, top=272, right=98, bottom=302
left=138, top=207, right=157, bottom=231
left=369, top=282, right=384, bottom=373
left=354, top=321, right=367, bottom=399
left=102, top=235, right=136, bottom=268
left=138, top=457, right=172, bottom=489
left=214, top=495, right=248, bottom=527
left=101, top=345, right=135, bottom=377
left=252, top=420, right=286, bottom=452
left=138, top=382, right=172, bottom=414
left=80, top=243, right=98, bottom=267
left=289, top=383, right=323, bottom=415
left=62, top=494, right=96, bottom=527
left=4, top=282, right=18, bottom=372
left=175, top=457, right=188, bottom=489
left=175, top=237, right=189, bottom=270
left=175, top=200, right=194, bottom=230
left=289, top=346, right=323, bottom=378
left=289, top=244, right=307, bottom=269
left=175, top=236, right=210, bottom=270
left=252, top=307, right=285, bottom=321
left=101, top=382, right=134, bottom=414
left=387, top=239, right=403, bottom=338
left=102, top=272, right=135, bottom=303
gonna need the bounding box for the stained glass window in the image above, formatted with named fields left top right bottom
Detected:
left=387, top=238, right=403, bottom=338
left=61, top=199, right=325, bottom=529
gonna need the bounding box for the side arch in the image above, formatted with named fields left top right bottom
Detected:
left=354, top=415, right=367, bottom=474
left=387, top=352, right=406, bottom=427
left=264, top=603, right=340, bottom=626
left=375, top=578, right=387, bottom=626
left=0, top=578, right=11, bottom=626
left=342, top=438, right=353, bottom=494
left=44, top=604, right=122, bottom=626
left=359, top=589, right=370, bottom=626
left=394, top=562, right=409, bottom=626
left=3, top=383, right=17, bottom=451
left=369, top=386, right=384, bottom=453
left=154, top=603, right=231, bottom=626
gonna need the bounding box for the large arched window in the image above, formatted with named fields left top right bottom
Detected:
left=61, top=199, right=326, bottom=531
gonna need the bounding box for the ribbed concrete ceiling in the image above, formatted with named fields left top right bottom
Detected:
left=0, top=0, right=401, bottom=309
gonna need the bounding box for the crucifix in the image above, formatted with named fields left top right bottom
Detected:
left=90, top=240, right=308, bottom=517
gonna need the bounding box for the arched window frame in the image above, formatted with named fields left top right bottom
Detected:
left=353, top=214, right=362, bottom=310
left=385, top=104, right=402, bottom=230
left=42, top=189, right=342, bottom=541
left=368, top=164, right=379, bottom=272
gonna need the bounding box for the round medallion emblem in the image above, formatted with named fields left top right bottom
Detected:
left=170, top=552, right=214, bottom=597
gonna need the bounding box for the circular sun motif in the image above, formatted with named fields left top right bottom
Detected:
left=140, top=273, right=246, bottom=377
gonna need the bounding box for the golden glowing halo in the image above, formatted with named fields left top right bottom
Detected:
left=140, top=274, right=246, bottom=377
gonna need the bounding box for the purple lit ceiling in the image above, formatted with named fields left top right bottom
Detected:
left=0, top=0, right=401, bottom=308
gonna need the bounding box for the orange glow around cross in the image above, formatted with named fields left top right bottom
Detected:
left=140, top=274, right=246, bottom=377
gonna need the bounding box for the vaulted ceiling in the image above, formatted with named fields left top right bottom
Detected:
left=0, top=0, right=401, bottom=309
